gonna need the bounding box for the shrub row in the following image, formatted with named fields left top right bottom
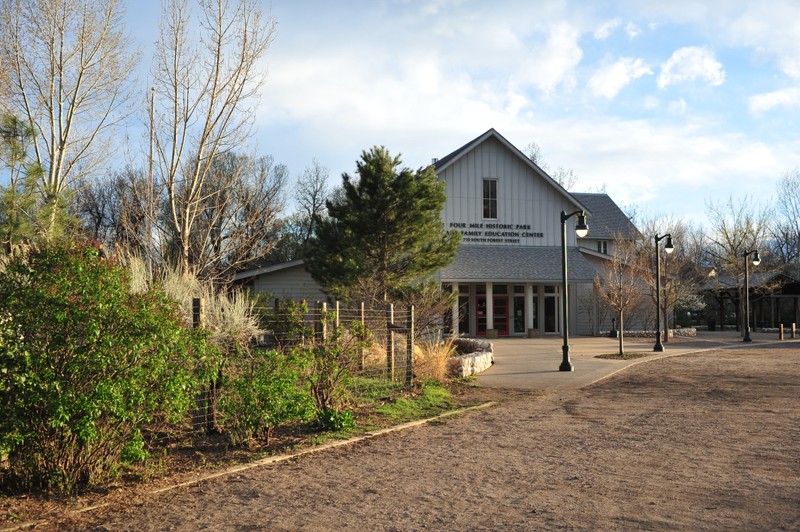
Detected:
left=0, top=244, right=368, bottom=494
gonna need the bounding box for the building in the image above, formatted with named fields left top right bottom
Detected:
left=436, top=128, right=639, bottom=338
left=236, top=128, right=640, bottom=337
left=234, top=259, right=326, bottom=305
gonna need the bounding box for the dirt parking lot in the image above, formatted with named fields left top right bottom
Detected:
left=30, top=343, right=798, bottom=531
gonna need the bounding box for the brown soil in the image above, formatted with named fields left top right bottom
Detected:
left=4, top=345, right=800, bottom=531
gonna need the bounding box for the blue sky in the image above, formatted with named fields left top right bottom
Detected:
left=127, top=0, right=800, bottom=227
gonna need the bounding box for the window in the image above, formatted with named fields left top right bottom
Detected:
left=483, top=179, right=497, bottom=219
left=597, top=240, right=608, bottom=254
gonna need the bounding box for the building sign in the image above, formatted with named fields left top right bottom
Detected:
left=449, top=222, right=544, bottom=245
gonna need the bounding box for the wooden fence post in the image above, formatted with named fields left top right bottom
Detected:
left=315, top=301, right=328, bottom=341
left=193, top=298, right=221, bottom=434
left=359, top=302, right=366, bottom=371
left=335, top=300, right=340, bottom=329
left=405, top=305, right=415, bottom=386
left=192, top=297, right=205, bottom=329
left=386, top=303, right=395, bottom=381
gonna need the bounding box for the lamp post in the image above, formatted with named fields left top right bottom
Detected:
left=743, top=249, right=761, bottom=342
left=560, top=210, right=588, bottom=371
left=654, top=233, right=674, bottom=352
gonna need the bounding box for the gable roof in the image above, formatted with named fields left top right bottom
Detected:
left=233, top=259, right=307, bottom=282
left=434, top=128, right=588, bottom=214
left=571, top=192, right=641, bottom=241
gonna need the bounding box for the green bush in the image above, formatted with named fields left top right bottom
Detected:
left=219, top=348, right=314, bottom=446
left=302, top=320, right=370, bottom=428
left=0, top=244, right=210, bottom=493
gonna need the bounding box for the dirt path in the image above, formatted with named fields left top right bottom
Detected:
left=43, top=345, right=800, bottom=530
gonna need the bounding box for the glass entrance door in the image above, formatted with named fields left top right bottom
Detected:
left=493, top=296, right=509, bottom=336
left=513, top=295, right=525, bottom=334
left=476, top=296, right=509, bottom=336
left=544, top=285, right=559, bottom=333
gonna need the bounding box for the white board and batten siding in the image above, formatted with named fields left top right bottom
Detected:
left=438, top=135, right=583, bottom=249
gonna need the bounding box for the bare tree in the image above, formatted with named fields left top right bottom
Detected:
left=594, top=236, right=647, bottom=356
left=523, top=141, right=580, bottom=190
left=637, top=216, right=706, bottom=341
left=705, top=195, right=772, bottom=335
left=151, top=0, right=277, bottom=277
left=74, top=166, right=151, bottom=253
left=0, top=0, right=137, bottom=238
left=175, top=152, right=287, bottom=280
left=772, top=169, right=800, bottom=277
left=295, top=159, right=330, bottom=244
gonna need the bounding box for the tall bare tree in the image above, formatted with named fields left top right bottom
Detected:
left=151, top=0, right=277, bottom=277
left=772, top=169, right=800, bottom=276
left=637, top=216, right=706, bottom=341
left=705, top=195, right=771, bottom=334
left=0, top=0, right=137, bottom=238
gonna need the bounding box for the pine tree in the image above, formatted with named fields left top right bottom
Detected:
left=306, top=146, right=459, bottom=304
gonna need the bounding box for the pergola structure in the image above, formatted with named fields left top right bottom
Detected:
left=703, top=272, right=800, bottom=331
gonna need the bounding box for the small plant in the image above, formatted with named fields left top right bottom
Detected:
left=315, top=408, right=355, bottom=431
left=300, top=317, right=370, bottom=429
left=219, top=348, right=314, bottom=446
left=414, top=335, right=457, bottom=382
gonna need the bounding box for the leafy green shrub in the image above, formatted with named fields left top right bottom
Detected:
left=219, top=348, right=314, bottom=446
left=301, top=320, right=370, bottom=428
left=0, top=243, right=210, bottom=493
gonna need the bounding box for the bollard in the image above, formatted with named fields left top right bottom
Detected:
left=779, top=323, right=784, bottom=340
left=793, top=323, right=797, bottom=339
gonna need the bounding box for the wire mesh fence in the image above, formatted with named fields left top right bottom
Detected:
left=257, top=300, right=417, bottom=396
left=189, top=298, right=424, bottom=434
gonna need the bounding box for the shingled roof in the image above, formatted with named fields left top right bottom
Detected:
left=571, top=192, right=641, bottom=241
left=440, top=245, right=597, bottom=283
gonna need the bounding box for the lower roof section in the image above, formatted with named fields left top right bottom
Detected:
left=440, top=245, right=598, bottom=283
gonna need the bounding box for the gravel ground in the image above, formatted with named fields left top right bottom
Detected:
left=29, top=343, right=799, bottom=531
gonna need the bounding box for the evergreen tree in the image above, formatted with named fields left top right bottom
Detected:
left=306, top=146, right=459, bottom=304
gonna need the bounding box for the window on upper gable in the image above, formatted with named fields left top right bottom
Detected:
left=483, top=178, right=497, bottom=219
left=597, top=240, right=608, bottom=254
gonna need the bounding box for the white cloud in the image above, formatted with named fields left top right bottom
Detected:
left=588, top=57, right=653, bottom=99
left=515, top=22, right=583, bottom=95
left=625, top=21, right=641, bottom=38
left=657, top=46, right=725, bottom=89
left=748, top=87, right=800, bottom=114
left=594, top=18, right=621, bottom=40
left=668, top=98, right=688, bottom=115
left=724, top=2, right=800, bottom=79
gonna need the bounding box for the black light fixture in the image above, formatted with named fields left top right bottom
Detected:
left=654, top=233, right=674, bottom=352
left=743, top=249, right=761, bottom=342
left=560, top=210, right=588, bottom=371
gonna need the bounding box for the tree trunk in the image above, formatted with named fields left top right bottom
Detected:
left=617, top=311, right=624, bottom=356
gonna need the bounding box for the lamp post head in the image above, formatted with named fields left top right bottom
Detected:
left=664, top=235, right=674, bottom=254
left=575, top=212, right=588, bottom=238
left=752, top=250, right=761, bottom=266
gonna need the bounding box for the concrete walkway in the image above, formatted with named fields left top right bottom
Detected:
left=477, top=330, right=799, bottom=391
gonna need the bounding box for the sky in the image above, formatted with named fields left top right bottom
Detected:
left=127, top=0, right=800, bottom=228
